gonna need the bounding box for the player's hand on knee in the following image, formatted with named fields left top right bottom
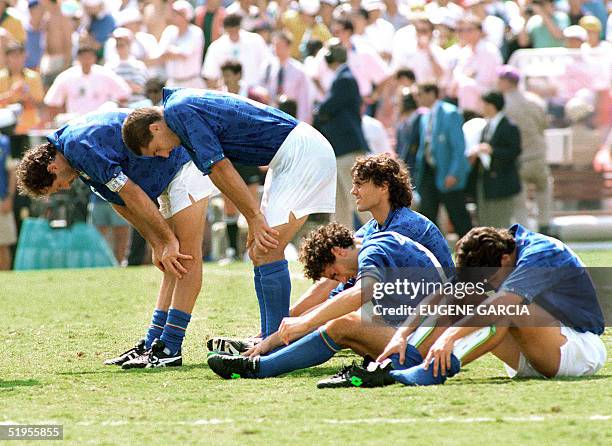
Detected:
left=158, top=238, right=193, bottom=279
left=247, top=213, right=279, bottom=254
left=423, top=334, right=455, bottom=377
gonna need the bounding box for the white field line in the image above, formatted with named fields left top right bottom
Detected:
left=3, top=415, right=610, bottom=427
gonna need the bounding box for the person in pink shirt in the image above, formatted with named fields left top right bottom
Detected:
left=43, top=45, right=131, bottom=120
left=450, top=15, right=502, bottom=113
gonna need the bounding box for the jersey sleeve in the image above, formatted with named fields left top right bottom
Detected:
left=357, top=244, right=388, bottom=283
left=165, top=103, right=225, bottom=175
left=64, top=140, right=127, bottom=192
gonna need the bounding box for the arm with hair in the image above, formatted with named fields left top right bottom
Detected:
left=289, top=278, right=340, bottom=316
left=117, top=179, right=191, bottom=277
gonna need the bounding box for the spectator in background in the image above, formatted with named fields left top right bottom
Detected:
left=153, top=0, right=204, bottom=88
left=40, top=0, right=73, bottom=88
left=580, top=15, right=610, bottom=49
left=396, top=90, right=421, bottom=172
left=362, top=105, right=392, bottom=155
left=382, top=0, right=409, bottom=30
left=80, top=0, right=116, bottom=58
left=226, top=0, right=261, bottom=32
left=464, top=0, right=505, bottom=49
left=281, top=0, right=332, bottom=60
left=220, top=59, right=248, bottom=96
left=195, top=0, right=226, bottom=60
left=0, top=42, right=44, bottom=157
left=105, top=28, right=148, bottom=104
left=104, top=8, right=158, bottom=68
left=24, top=0, right=44, bottom=70
left=278, top=96, right=298, bottom=118
left=319, top=0, right=337, bottom=29
left=313, top=39, right=369, bottom=227
left=391, top=16, right=447, bottom=83
left=362, top=1, right=395, bottom=60
left=451, top=15, right=502, bottom=113
left=497, top=65, right=552, bottom=234
left=44, top=45, right=131, bottom=121
left=0, top=0, right=25, bottom=44
left=202, top=13, right=270, bottom=89
left=142, top=0, right=170, bottom=42
left=519, top=0, right=568, bottom=48
left=565, top=95, right=602, bottom=169
left=466, top=90, right=521, bottom=228
left=0, top=124, right=16, bottom=270
left=414, top=82, right=471, bottom=237
left=263, top=31, right=314, bottom=123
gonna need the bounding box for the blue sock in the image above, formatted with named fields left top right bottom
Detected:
left=390, top=353, right=461, bottom=386
left=253, top=266, right=266, bottom=336
left=145, top=309, right=168, bottom=349
left=388, top=344, right=423, bottom=370
left=256, top=328, right=341, bottom=378
left=160, top=308, right=191, bottom=355
left=259, top=260, right=291, bottom=338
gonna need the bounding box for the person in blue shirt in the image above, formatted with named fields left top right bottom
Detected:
left=207, top=223, right=447, bottom=383
left=377, top=225, right=607, bottom=386
left=15, top=110, right=218, bottom=369
left=122, top=88, right=337, bottom=341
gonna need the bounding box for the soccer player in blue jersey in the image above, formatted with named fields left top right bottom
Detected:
left=16, top=110, right=218, bottom=368
left=207, top=222, right=448, bottom=385
left=122, top=88, right=337, bottom=340
left=375, top=225, right=607, bottom=386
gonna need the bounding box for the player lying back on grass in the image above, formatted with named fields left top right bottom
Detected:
left=122, top=87, right=337, bottom=343
left=16, top=110, right=217, bottom=368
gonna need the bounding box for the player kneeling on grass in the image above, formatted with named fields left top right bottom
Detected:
left=369, top=225, right=607, bottom=386
left=207, top=222, right=451, bottom=386
left=16, top=110, right=217, bottom=369
left=207, top=153, right=455, bottom=356
left=122, top=88, right=337, bottom=346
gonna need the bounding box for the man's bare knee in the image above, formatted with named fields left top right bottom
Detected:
left=325, top=313, right=360, bottom=345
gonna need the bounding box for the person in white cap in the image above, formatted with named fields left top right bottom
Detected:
left=361, top=0, right=395, bottom=59
left=80, top=0, right=117, bottom=53
left=151, top=0, right=204, bottom=89
left=104, top=27, right=148, bottom=104
left=103, top=8, right=158, bottom=66
left=280, top=0, right=332, bottom=59
left=226, top=0, right=261, bottom=32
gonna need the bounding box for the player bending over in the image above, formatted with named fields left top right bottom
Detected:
left=16, top=110, right=217, bottom=368
left=122, top=88, right=337, bottom=341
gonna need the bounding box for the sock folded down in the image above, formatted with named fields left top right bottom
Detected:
left=259, top=260, right=291, bottom=338
left=255, top=328, right=341, bottom=378
left=390, top=353, right=461, bottom=386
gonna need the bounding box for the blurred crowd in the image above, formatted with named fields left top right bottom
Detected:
left=0, top=0, right=610, bottom=269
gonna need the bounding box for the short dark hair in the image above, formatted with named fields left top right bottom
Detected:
left=16, top=142, right=58, bottom=197
left=336, top=18, right=354, bottom=33
left=144, top=77, right=166, bottom=95
left=400, top=91, right=418, bottom=114
left=223, top=13, right=242, bottom=29
left=455, top=227, right=516, bottom=269
left=396, top=68, right=416, bottom=82
left=305, top=39, right=323, bottom=57
left=351, top=153, right=413, bottom=209
left=278, top=95, right=297, bottom=118
left=417, top=82, right=440, bottom=98
left=481, top=90, right=505, bottom=111
left=122, top=107, right=164, bottom=155
left=221, top=59, right=242, bottom=75
left=299, top=222, right=355, bottom=281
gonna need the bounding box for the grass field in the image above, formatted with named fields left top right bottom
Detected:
left=2, top=251, right=611, bottom=445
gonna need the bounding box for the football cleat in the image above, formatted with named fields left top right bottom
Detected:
left=317, top=360, right=396, bottom=389
left=206, top=336, right=255, bottom=355
left=104, top=339, right=146, bottom=366
left=207, top=353, right=259, bottom=379
left=121, top=339, right=182, bottom=369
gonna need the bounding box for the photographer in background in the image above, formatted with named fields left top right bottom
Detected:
left=519, top=0, right=569, bottom=48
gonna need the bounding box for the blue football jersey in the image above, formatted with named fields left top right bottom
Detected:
left=48, top=110, right=190, bottom=206
left=162, top=87, right=298, bottom=175
left=500, top=224, right=604, bottom=334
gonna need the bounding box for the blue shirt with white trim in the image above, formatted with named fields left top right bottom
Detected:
left=162, top=87, right=298, bottom=175
left=48, top=110, right=190, bottom=206
left=499, top=224, right=604, bottom=334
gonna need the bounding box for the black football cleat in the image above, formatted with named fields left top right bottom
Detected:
left=121, top=339, right=182, bottom=369
left=207, top=353, right=259, bottom=379
left=317, top=360, right=396, bottom=389
left=206, top=336, right=254, bottom=355
left=104, top=339, right=146, bottom=366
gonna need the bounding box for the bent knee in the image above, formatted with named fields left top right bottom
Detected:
left=324, top=313, right=360, bottom=344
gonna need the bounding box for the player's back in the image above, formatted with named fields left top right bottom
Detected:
left=162, top=87, right=298, bottom=167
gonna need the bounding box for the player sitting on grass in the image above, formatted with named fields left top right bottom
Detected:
left=207, top=153, right=455, bottom=355
left=16, top=110, right=217, bottom=368
left=372, top=225, right=607, bottom=386
left=122, top=88, right=337, bottom=344
left=207, top=222, right=450, bottom=386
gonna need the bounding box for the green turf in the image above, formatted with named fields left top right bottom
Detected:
left=1, top=252, right=611, bottom=445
